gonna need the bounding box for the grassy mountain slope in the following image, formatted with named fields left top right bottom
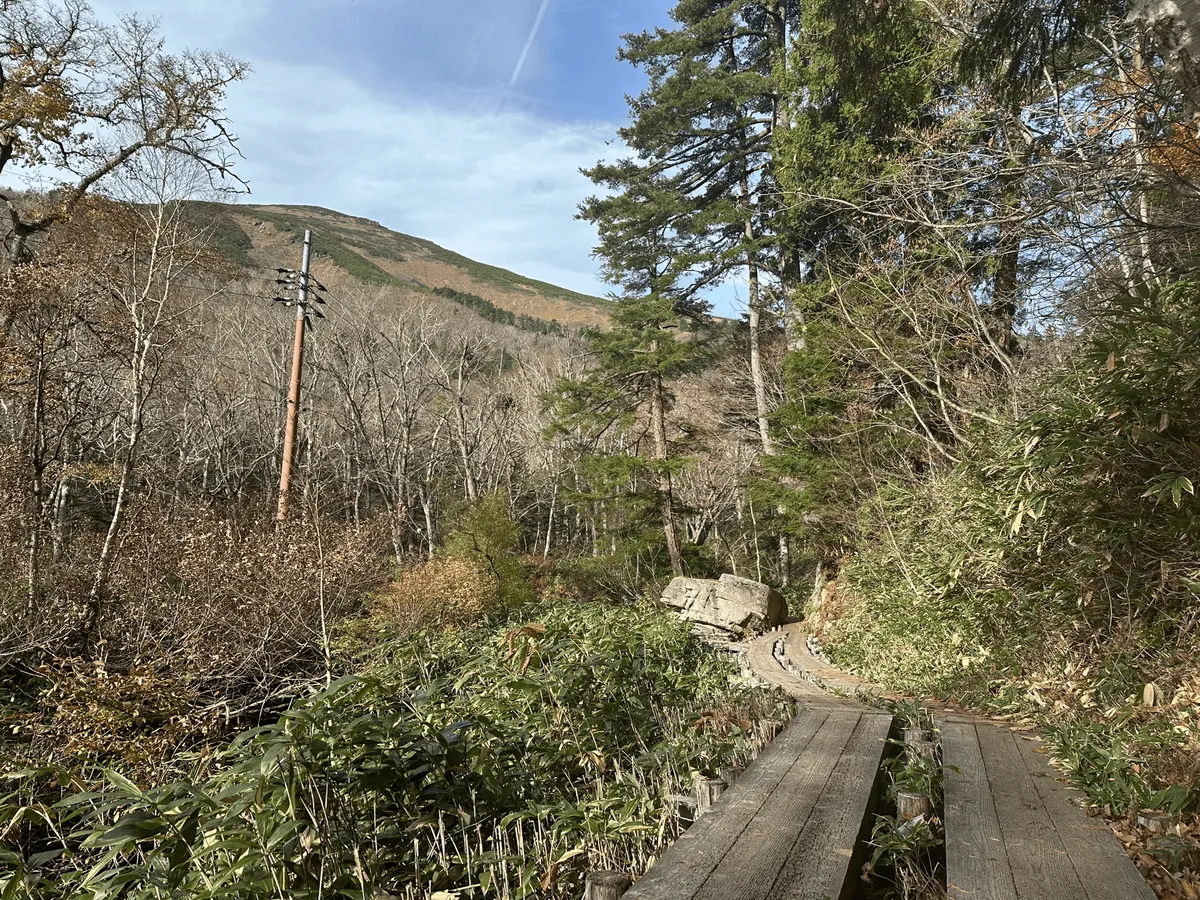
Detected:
left=188, top=202, right=610, bottom=329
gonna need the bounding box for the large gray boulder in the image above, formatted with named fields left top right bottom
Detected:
left=661, top=574, right=786, bottom=638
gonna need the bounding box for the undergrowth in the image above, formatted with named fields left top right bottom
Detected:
left=812, top=467, right=1200, bottom=823
left=1, top=599, right=779, bottom=899
left=864, top=731, right=946, bottom=900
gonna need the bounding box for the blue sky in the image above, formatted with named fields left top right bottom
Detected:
left=76, top=0, right=744, bottom=314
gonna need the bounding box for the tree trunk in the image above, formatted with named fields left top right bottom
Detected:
left=454, top=351, right=479, bottom=502
left=420, top=490, right=436, bottom=560
left=51, top=474, right=69, bottom=562
left=26, top=352, right=46, bottom=611
left=86, top=451, right=135, bottom=634
left=740, top=157, right=776, bottom=459
left=649, top=363, right=684, bottom=576
left=544, top=483, right=557, bottom=557
left=87, top=371, right=148, bottom=634
left=740, top=165, right=788, bottom=585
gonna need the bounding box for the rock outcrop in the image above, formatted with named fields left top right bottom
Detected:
left=660, top=574, right=786, bottom=638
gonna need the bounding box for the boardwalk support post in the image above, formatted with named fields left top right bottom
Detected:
left=671, top=793, right=697, bottom=830
left=906, top=739, right=936, bottom=761
left=585, top=871, right=631, bottom=900
left=695, top=777, right=727, bottom=816
left=897, top=791, right=932, bottom=821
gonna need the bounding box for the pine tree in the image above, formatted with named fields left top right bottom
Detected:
left=551, top=165, right=711, bottom=576
left=762, top=0, right=952, bottom=570
left=617, top=0, right=799, bottom=457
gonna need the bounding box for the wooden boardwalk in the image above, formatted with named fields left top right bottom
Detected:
left=736, top=624, right=1155, bottom=900
left=942, top=719, right=1155, bottom=900
left=617, top=624, right=1155, bottom=900
left=625, top=706, right=892, bottom=900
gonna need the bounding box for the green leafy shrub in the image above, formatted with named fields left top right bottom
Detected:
left=819, top=473, right=1020, bottom=702
left=445, top=494, right=533, bottom=609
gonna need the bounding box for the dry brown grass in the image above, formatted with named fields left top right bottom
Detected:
left=370, top=556, right=499, bottom=631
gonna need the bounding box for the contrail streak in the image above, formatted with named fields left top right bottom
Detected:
left=510, top=0, right=552, bottom=87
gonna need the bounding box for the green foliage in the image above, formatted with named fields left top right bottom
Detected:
left=866, top=739, right=947, bottom=897
left=999, top=274, right=1200, bottom=634
left=813, top=272, right=1200, bottom=817
left=754, top=295, right=862, bottom=566
left=446, top=494, right=533, bottom=609
left=614, top=0, right=792, bottom=291
left=890, top=700, right=934, bottom=733
left=433, top=286, right=566, bottom=335
left=548, top=292, right=710, bottom=575
left=1046, top=718, right=1194, bottom=816
left=2, top=601, right=778, bottom=900
left=179, top=202, right=255, bottom=268
left=959, top=0, right=1115, bottom=102
left=761, top=0, right=968, bottom=566
left=775, top=0, right=948, bottom=263
left=820, top=472, right=1018, bottom=701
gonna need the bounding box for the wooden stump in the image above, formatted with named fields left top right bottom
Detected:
left=903, top=727, right=932, bottom=744
left=897, top=791, right=931, bottom=821
left=695, top=777, right=727, bottom=816
left=585, top=870, right=632, bottom=900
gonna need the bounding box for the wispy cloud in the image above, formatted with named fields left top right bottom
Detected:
left=511, top=0, right=552, bottom=87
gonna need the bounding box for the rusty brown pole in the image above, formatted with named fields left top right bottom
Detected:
left=276, top=229, right=312, bottom=522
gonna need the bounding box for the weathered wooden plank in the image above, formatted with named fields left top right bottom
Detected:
left=624, top=708, right=830, bottom=900
left=943, top=721, right=1019, bottom=900
left=690, top=709, right=861, bottom=900
left=781, top=625, right=878, bottom=698
left=773, top=712, right=893, bottom=900
left=744, top=632, right=830, bottom=699
left=977, top=724, right=1084, bottom=900
left=1013, top=736, right=1155, bottom=900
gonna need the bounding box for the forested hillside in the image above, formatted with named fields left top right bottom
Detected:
left=3, top=0, right=1200, bottom=897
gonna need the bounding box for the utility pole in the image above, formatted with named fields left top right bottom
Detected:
left=276, top=229, right=313, bottom=522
